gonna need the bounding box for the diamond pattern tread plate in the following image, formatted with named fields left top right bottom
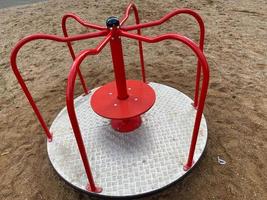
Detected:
left=47, top=82, right=208, bottom=198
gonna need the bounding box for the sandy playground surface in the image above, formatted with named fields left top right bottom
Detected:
left=0, top=0, right=266, bottom=199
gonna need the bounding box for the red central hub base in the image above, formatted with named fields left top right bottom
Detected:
left=111, top=116, right=142, bottom=132
left=91, top=80, right=156, bottom=132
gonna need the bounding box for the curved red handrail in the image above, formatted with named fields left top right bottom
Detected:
left=62, top=13, right=106, bottom=31
left=120, top=3, right=137, bottom=25
left=119, top=30, right=209, bottom=169
left=121, top=8, right=205, bottom=107
left=66, top=33, right=112, bottom=192
left=61, top=13, right=106, bottom=94
left=121, top=9, right=205, bottom=46
left=10, top=30, right=108, bottom=141
left=120, top=3, right=146, bottom=82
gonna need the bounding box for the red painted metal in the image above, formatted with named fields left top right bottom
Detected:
left=119, top=30, right=209, bottom=170
left=91, top=80, right=156, bottom=119
left=10, top=30, right=108, bottom=141
left=66, top=33, right=112, bottom=192
left=61, top=14, right=106, bottom=94
left=120, top=3, right=146, bottom=83
left=109, top=26, right=129, bottom=100
left=61, top=13, right=106, bottom=31
left=10, top=3, right=209, bottom=192
left=121, top=9, right=205, bottom=108
left=111, top=116, right=142, bottom=132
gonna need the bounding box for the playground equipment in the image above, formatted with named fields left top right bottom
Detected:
left=10, top=3, right=209, bottom=198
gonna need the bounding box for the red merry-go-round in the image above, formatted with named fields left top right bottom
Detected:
left=10, top=3, right=209, bottom=198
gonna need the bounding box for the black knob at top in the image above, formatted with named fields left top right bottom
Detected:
left=106, top=16, right=120, bottom=28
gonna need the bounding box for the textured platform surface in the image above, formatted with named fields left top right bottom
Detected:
left=47, top=82, right=208, bottom=198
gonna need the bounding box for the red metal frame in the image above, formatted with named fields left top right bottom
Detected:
left=120, top=3, right=146, bottom=83
left=10, top=30, right=108, bottom=141
left=119, top=30, right=209, bottom=171
left=10, top=4, right=209, bottom=193
left=121, top=8, right=205, bottom=108
left=61, top=13, right=106, bottom=94
left=66, top=33, right=112, bottom=192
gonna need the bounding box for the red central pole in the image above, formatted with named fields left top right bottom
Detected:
left=107, top=17, right=129, bottom=100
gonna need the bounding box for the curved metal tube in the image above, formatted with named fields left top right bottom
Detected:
left=10, top=30, right=109, bottom=141
left=121, top=9, right=204, bottom=46
left=122, top=9, right=205, bottom=107
left=119, top=30, right=209, bottom=169
left=61, top=13, right=106, bottom=94
left=66, top=33, right=112, bottom=192
left=120, top=3, right=146, bottom=82
left=62, top=13, right=106, bottom=31
left=120, top=3, right=137, bottom=25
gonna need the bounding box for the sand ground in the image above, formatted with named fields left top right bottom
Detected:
left=0, top=0, right=266, bottom=199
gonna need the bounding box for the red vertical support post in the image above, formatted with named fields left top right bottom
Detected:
left=183, top=76, right=208, bottom=170
left=66, top=34, right=111, bottom=193
left=137, top=30, right=146, bottom=83
left=132, top=8, right=146, bottom=83
left=62, top=15, right=89, bottom=94
left=193, top=21, right=205, bottom=108
left=107, top=17, right=129, bottom=100
left=120, top=4, right=146, bottom=83
left=66, top=50, right=102, bottom=193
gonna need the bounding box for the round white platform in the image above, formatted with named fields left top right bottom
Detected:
left=47, top=82, right=208, bottom=198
